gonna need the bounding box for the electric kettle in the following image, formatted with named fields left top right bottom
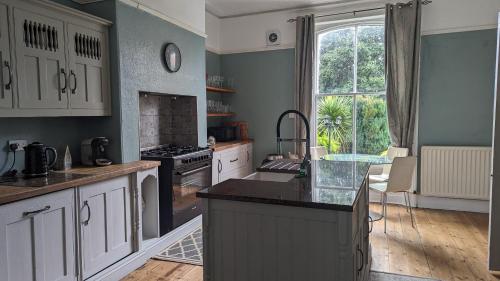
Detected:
left=23, top=142, right=58, bottom=177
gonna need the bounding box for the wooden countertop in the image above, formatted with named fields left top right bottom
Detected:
left=212, top=140, right=253, bottom=152
left=0, top=160, right=160, bottom=206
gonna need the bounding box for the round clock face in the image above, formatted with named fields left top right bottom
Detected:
left=164, top=43, right=182, bottom=73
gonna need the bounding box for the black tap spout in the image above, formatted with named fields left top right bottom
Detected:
left=276, top=110, right=311, bottom=175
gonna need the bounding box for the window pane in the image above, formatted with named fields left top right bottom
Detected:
left=318, top=27, right=354, bottom=94
left=316, top=95, right=353, bottom=154
left=357, top=25, right=385, bottom=93
left=355, top=95, right=391, bottom=155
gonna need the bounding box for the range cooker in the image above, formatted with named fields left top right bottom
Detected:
left=141, top=144, right=212, bottom=235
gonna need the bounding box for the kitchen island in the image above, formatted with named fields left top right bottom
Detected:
left=197, top=160, right=371, bottom=281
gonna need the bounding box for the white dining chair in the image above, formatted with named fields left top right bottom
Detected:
left=369, top=156, right=417, bottom=233
left=368, top=146, right=409, bottom=183
left=310, top=146, right=327, bottom=160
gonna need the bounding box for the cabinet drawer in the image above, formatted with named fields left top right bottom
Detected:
left=220, top=147, right=244, bottom=173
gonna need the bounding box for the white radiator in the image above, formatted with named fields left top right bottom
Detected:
left=420, top=146, right=491, bottom=200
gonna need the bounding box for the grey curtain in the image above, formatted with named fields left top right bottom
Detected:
left=385, top=0, right=422, bottom=155
left=295, top=14, right=315, bottom=157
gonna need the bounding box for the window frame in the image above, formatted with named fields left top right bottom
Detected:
left=313, top=18, right=386, bottom=154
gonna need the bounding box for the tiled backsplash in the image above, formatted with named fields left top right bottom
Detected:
left=139, top=92, right=198, bottom=148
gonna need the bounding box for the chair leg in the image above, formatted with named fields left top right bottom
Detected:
left=384, top=193, right=388, bottom=234
left=403, top=192, right=409, bottom=213
left=407, top=192, right=415, bottom=228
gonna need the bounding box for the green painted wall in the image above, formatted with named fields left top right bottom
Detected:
left=418, top=29, right=497, bottom=148
left=206, top=51, right=221, bottom=76
left=218, top=29, right=497, bottom=168
left=220, top=49, right=296, bottom=167
left=115, top=1, right=206, bottom=162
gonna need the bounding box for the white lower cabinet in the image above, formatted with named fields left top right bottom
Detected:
left=212, top=143, right=254, bottom=185
left=0, top=169, right=159, bottom=281
left=0, top=189, right=77, bottom=281
left=78, top=175, right=133, bottom=280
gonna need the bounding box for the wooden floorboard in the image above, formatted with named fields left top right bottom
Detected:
left=123, top=205, right=499, bottom=281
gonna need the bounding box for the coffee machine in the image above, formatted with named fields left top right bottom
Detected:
left=81, top=137, right=112, bottom=166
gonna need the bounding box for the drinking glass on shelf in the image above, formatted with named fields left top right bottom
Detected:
left=226, top=78, right=235, bottom=89
left=217, top=101, right=223, bottom=112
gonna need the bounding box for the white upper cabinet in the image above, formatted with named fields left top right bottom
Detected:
left=14, top=8, right=68, bottom=109
left=0, top=189, right=77, bottom=281
left=67, top=23, right=110, bottom=111
left=0, top=3, right=13, bottom=109
left=0, top=0, right=111, bottom=117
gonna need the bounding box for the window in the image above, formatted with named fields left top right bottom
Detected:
left=315, top=23, right=391, bottom=156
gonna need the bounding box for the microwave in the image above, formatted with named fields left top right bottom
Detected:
left=207, top=126, right=237, bottom=142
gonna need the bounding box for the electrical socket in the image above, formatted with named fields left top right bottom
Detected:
left=8, top=140, right=27, bottom=151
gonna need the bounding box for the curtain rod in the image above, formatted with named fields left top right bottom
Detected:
left=287, top=0, right=431, bottom=22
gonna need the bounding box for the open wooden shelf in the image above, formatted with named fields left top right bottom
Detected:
left=206, top=86, right=236, bottom=94
left=207, top=112, right=235, bottom=117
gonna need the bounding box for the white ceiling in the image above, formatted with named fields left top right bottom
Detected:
left=206, top=0, right=361, bottom=18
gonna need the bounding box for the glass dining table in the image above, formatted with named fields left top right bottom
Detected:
left=322, top=153, right=392, bottom=222
left=323, top=153, right=392, bottom=164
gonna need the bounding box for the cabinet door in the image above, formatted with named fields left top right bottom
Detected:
left=212, top=152, right=221, bottom=186
left=67, top=23, right=109, bottom=111
left=79, top=175, right=133, bottom=279
left=244, top=143, right=253, bottom=176
left=0, top=189, right=76, bottom=281
left=13, top=8, right=68, bottom=109
left=0, top=3, right=13, bottom=108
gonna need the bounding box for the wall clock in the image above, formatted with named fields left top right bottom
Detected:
left=164, top=43, right=182, bottom=73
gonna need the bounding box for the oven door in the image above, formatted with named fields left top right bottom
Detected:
left=172, top=162, right=212, bottom=228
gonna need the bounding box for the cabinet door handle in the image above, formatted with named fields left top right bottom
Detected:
left=60, top=68, right=67, bottom=93
left=70, top=70, right=77, bottom=94
left=23, top=205, right=50, bottom=217
left=4, top=61, right=12, bottom=90
left=82, top=200, right=91, bottom=225
left=247, top=151, right=249, bottom=162
left=357, top=247, right=364, bottom=273
left=230, top=158, right=238, bottom=163
left=368, top=215, right=374, bottom=234
left=218, top=159, right=222, bottom=173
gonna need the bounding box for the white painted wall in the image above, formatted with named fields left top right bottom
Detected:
left=120, top=0, right=205, bottom=37
left=421, top=0, right=500, bottom=35
left=206, top=12, right=221, bottom=53
left=211, top=0, right=500, bottom=54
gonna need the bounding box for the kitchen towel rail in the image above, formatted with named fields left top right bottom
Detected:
left=420, top=146, right=491, bottom=200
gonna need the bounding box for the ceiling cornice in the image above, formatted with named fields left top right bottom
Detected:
left=205, top=0, right=382, bottom=19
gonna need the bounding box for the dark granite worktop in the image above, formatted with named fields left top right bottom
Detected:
left=197, top=160, right=371, bottom=212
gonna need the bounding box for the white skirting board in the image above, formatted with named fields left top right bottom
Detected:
left=369, top=191, right=489, bottom=213
left=87, top=215, right=202, bottom=281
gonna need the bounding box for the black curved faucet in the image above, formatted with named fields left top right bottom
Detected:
left=276, top=110, right=311, bottom=176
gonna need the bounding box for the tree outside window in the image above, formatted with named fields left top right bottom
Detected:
left=316, top=24, right=391, bottom=156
